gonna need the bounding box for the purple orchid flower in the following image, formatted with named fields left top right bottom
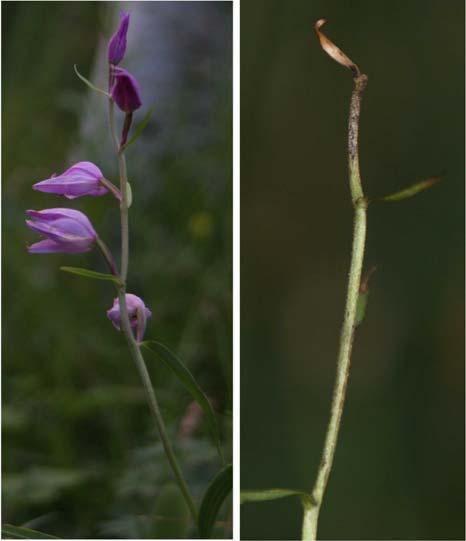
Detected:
left=111, top=67, right=142, bottom=113
left=107, top=293, right=152, bottom=343
left=33, top=161, right=109, bottom=199
left=108, top=12, right=130, bottom=65
left=26, top=208, right=97, bottom=254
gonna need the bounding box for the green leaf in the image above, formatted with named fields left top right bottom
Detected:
left=73, top=65, right=110, bottom=97
left=355, top=290, right=369, bottom=327
left=198, top=464, right=232, bottom=538
left=121, top=107, right=155, bottom=151
left=380, top=176, right=441, bottom=202
left=60, top=266, right=121, bottom=285
left=2, top=525, right=58, bottom=539
left=241, top=488, right=312, bottom=506
left=140, top=340, right=223, bottom=461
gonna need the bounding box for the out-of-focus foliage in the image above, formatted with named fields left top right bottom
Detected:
left=3, top=2, right=232, bottom=539
left=241, top=0, right=464, bottom=540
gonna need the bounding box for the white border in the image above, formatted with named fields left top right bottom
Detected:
left=232, top=0, right=240, bottom=539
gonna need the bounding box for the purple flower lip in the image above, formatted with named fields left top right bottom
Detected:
left=107, top=293, right=152, bottom=343
left=108, top=12, right=130, bottom=65
left=26, top=208, right=97, bottom=254
left=33, top=161, right=108, bottom=199
left=111, top=67, right=142, bottom=113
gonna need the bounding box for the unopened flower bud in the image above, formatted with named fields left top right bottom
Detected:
left=107, top=293, right=152, bottom=343
left=26, top=208, right=97, bottom=254
left=111, top=67, right=142, bottom=113
left=33, top=161, right=108, bottom=199
left=108, top=12, right=130, bottom=65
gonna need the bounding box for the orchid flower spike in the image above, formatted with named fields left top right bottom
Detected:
left=26, top=208, right=97, bottom=254
left=107, top=294, right=152, bottom=343
left=111, top=67, right=142, bottom=113
left=33, top=161, right=110, bottom=199
left=108, top=12, right=130, bottom=65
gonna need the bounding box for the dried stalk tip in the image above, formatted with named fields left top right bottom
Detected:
left=314, top=19, right=360, bottom=77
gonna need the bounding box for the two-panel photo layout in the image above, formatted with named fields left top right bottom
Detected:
left=2, top=1, right=464, bottom=540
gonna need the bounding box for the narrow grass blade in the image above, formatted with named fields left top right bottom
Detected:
left=2, top=525, right=58, bottom=539
left=198, top=464, right=232, bottom=538
left=141, top=340, right=223, bottom=461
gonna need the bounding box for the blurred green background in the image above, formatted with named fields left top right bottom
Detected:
left=3, top=2, right=232, bottom=538
left=241, top=1, right=464, bottom=540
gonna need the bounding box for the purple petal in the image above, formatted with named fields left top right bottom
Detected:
left=33, top=162, right=106, bottom=199
left=25, top=219, right=94, bottom=253
left=111, top=67, right=142, bottom=113
left=125, top=293, right=143, bottom=312
left=25, top=217, right=77, bottom=240
left=26, top=208, right=96, bottom=237
left=108, top=12, right=130, bottom=65
left=28, top=239, right=91, bottom=254
left=107, top=294, right=151, bottom=340
left=64, top=184, right=108, bottom=199
left=33, top=178, right=107, bottom=198
left=107, top=305, right=122, bottom=330
left=63, top=161, right=103, bottom=180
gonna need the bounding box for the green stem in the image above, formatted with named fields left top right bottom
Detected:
left=108, top=96, right=198, bottom=525
left=116, top=290, right=198, bottom=524
left=96, top=236, right=119, bottom=276
left=99, top=176, right=122, bottom=201
left=303, top=73, right=368, bottom=540
left=108, top=99, right=129, bottom=283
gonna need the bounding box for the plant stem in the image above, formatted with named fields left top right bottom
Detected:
left=303, top=73, right=368, bottom=540
left=116, top=290, right=198, bottom=524
left=96, top=236, right=119, bottom=276
left=108, top=99, right=129, bottom=283
left=108, top=97, right=198, bottom=525
left=99, top=176, right=122, bottom=201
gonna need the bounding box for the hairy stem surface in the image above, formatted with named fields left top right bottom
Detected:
left=303, top=73, right=368, bottom=540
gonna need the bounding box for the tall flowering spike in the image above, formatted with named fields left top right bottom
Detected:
left=107, top=293, right=152, bottom=343
left=108, top=12, right=130, bottom=65
left=26, top=208, right=97, bottom=254
left=111, top=67, right=142, bottom=113
left=33, top=161, right=109, bottom=199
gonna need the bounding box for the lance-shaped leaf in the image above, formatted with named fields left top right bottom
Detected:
left=60, top=266, right=121, bottom=285
left=73, top=65, right=110, bottom=97
left=121, top=107, right=155, bottom=151
left=198, top=464, right=232, bottom=538
left=140, top=340, right=223, bottom=461
left=380, top=176, right=441, bottom=202
left=241, top=488, right=313, bottom=506
left=2, top=525, right=59, bottom=539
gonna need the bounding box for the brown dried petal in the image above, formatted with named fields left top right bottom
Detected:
left=314, top=19, right=360, bottom=76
